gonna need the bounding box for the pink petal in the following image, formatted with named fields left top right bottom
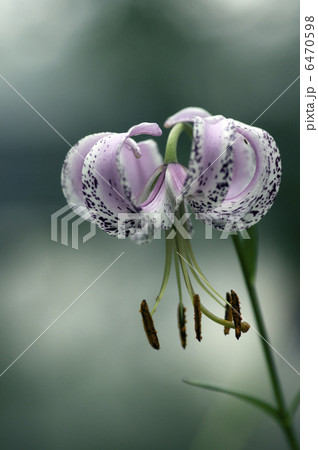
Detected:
left=61, top=132, right=108, bottom=220
left=80, top=124, right=163, bottom=237
left=164, top=107, right=211, bottom=128
left=184, top=116, right=236, bottom=212
left=118, top=139, right=163, bottom=201
left=127, top=122, right=162, bottom=138
left=82, top=133, right=139, bottom=235
left=198, top=122, right=282, bottom=230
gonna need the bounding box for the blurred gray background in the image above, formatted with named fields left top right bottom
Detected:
left=0, top=0, right=299, bottom=449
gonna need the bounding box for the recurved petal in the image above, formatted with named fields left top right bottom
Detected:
left=164, top=107, right=211, bottom=128
left=183, top=116, right=236, bottom=212
left=81, top=123, right=163, bottom=237
left=116, top=124, right=162, bottom=203
left=118, top=139, right=163, bottom=201
left=82, top=133, right=140, bottom=236
left=127, top=122, right=162, bottom=138
left=198, top=122, right=282, bottom=230
left=61, top=132, right=108, bottom=212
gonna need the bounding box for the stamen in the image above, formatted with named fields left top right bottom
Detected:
left=181, top=246, right=224, bottom=308
left=230, top=290, right=242, bottom=340
left=140, top=300, right=160, bottom=350
left=178, top=304, right=187, bottom=349
left=193, top=294, right=202, bottom=341
left=241, top=321, right=250, bottom=333
left=224, top=292, right=233, bottom=335
left=174, top=227, right=250, bottom=338
left=151, top=234, right=173, bottom=315
left=184, top=239, right=226, bottom=307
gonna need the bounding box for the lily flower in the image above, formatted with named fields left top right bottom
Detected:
left=61, top=107, right=281, bottom=349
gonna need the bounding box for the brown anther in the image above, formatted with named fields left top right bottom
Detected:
left=178, top=304, right=187, bottom=349
left=140, top=300, right=160, bottom=350
left=193, top=294, right=202, bottom=342
left=224, top=292, right=233, bottom=335
left=231, top=290, right=242, bottom=340
left=241, top=321, right=250, bottom=333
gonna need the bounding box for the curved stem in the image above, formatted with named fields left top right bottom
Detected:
left=232, top=236, right=299, bottom=449
left=289, top=390, right=300, bottom=418
left=164, top=123, right=193, bottom=164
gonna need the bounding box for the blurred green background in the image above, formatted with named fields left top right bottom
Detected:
left=0, top=0, right=299, bottom=449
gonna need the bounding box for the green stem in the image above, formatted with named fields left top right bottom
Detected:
left=289, top=390, right=300, bottom=418
left=232, top=236, right=299, bottom=450
left=164, top=123, right=193, bottom=164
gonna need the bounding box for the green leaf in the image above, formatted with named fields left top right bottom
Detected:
left=232, top=225, right=258, bottom=284
left=183, top=379, right=279, bottom=421
left=289, top=390, right=300, bottom=417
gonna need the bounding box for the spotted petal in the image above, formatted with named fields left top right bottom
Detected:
left=165, top=115, right=236, bottom=220
left=201, top=122, right=282, bottom=230
left=61, top=133, right=108, bottom=220
left=78, top=123, right=162, bottom=236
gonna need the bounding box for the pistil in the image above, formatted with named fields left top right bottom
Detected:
left=151, top=230, right=173, bottom=315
